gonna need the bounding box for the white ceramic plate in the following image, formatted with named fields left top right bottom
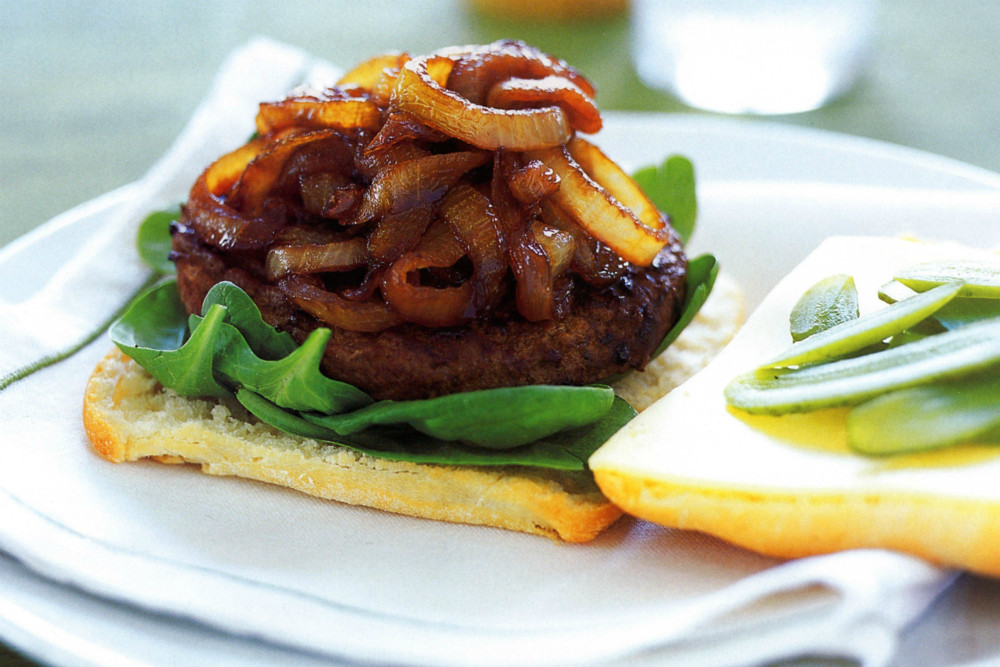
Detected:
left=2, top=114, right=1000, bottom=667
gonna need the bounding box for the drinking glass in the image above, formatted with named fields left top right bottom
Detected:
left=631, top=0, right=876, bottom=114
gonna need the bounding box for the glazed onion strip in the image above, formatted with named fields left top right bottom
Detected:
left=443, top=40, right=596, bottom=104
left=524, top=145, right=669, bottom=266
left=184, top=172, right=277, bottom=251
left=567, top=136, right=664, bottom=230
left=354, top=150, right=488, bottom=222
left=540, top=201, right=626, bottom=287
left=336, top=52, right=410, bottom=90
left=438, top=183, right=507, bottom=313
left=279, top=275, right=402, bottom=332
left=381, top=220, right=474, bottom=327
left=367, top=205, right=435, bottom=264
left=230, top=130, right=339, bottom=216
left=256, top=96, right=382, bottom=135
left=487, top=76, right=602, bottom=134
left=265, top=238, right=369, bottom=280
left=393, top=56, right=571, bottom=151
left=204, top=137, right=269, bottom=196
left=509, top=221, right=575, bottom=322
left=506, top=159, right=560, bottom=205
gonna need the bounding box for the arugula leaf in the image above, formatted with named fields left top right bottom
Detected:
left=137, top=207, right=180, bottom=275
left=632, top=155, right=697, bottom=244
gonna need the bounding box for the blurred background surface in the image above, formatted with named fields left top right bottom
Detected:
left=2, top=0, right=999, bottom=248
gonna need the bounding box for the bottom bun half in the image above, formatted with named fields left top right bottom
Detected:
left=83, top=272, right=744, bottom=541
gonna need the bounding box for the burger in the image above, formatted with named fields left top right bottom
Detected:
left=83, top=41, right=739, bottom=541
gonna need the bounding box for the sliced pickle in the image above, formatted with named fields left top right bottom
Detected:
left=726, top=316, right=1000, bottom=414
left=764, top=281, right=962, bottom=368
left=789, top=274, right=858, bottom=342
left=847, top=376, right=1000, bottom=455
left=896, top=259, right=1000, bottom=298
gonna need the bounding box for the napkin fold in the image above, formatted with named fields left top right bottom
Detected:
left=0, top=36, right=334, bottom=390
left=0, top=38, right=959, bottom=667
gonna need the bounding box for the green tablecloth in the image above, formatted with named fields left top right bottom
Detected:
left=2, top=1, right=999, bottom=664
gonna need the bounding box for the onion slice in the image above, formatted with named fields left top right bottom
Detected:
left=567, top=136, right=665, bottom=230
left=184, top=171, right=278, bottom=251
left=230, top=130, right=339, bottom=216
left=337, top=52, right=411, bottom=90
left=279, top=275, right=402, bottom=332
left=487, top=76, right=602, bottom=134
left=443, top=40, right=596, bottom=104
left=540, top=201, right=627, bottom=287
left=256, top=95, right=382, bottom=135
left=265, top=238, right=369, bottom=280
left=524, top=145, right=669, bottom=266
left=204, top=137, right=269, bottom=196
left=506, top=158, right=561, bottom=205
left=381, top=220, right=474, bottom=327
left=393, top=56, right=571, bottom=151
left=354, top=150, right=488, bottom=223
left=438, top=183, right=507, bottom=313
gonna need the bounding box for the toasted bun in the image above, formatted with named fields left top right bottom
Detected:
left=83, top=272, right=744, bottom=541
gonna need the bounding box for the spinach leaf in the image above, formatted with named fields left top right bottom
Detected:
left=110, top=281, right=232, bottom=398
left=216, top=326, right=372, bottom=414
left=109, top=280, right=626, bottom=464
left=632, top=155, right=697, bottom=244
left=137, top=207, right=180, bottom=275
left=200, top=281, right=298, bottom=359
left=652, top=253, right=719, bottom=359
left=237, top=388, right=635, bottom=470
left=306, top=384, right=615, bottom=449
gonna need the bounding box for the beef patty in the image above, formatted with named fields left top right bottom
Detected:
left=172, top=226, right=687, bottom=401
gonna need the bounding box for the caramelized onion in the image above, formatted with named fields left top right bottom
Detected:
left=181, top=41, right=681, bottom=335
left=393, top=56, right=571, bottom=151
left=438, top=183, right=507, bottom=313
left=354, top=150, right=488, bottom=223
left=299, top=173, right=363, bottom=219
left=336, top=52, right=410, bottom=90
left=381, top=220, right=473, bottom=327
left=229, top=130, right=340, bottom=216
left=367, top=205, right=434, bottom=264
left=365, top=111, right=449, bottom=156
left=487, top=76, right=602, bottom=134
left=443, top=40, right=596, bottom=105
left=567, top=136, right=664, bottom=230
left=279, top=275, right=402, bottom=332
left=540, top=201, right=627, bottom=287
left=506, top=158, right=560, bottom=205
left=265, top=238, right=368, bottom=280
left=524, top=145, right=669, bottom=265
left=184, top=172, right=278, bottom=251
left=204, top=137, right=269, bottom=196
left=256, top=94, right=382, bottom=135
left=507, top=220, right=573, bottom=322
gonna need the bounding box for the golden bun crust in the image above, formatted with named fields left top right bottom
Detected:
left=82, top=271, right=744, bottom=541
left=594, top=469, right=1000, bottom=578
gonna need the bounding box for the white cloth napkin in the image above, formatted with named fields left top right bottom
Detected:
left=0, top=39, right=959, bottom=667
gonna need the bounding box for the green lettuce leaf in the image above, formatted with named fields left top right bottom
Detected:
left=631, top=155, right=697, bottom=244
left=108, top=280, right=633, bottom=469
